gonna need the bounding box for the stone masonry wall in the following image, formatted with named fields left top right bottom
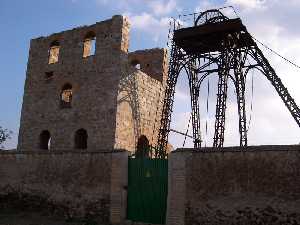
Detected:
left=128, top=48, right=168, bottom=83
left=135, top=69, right=165, bottom=147
left=167, top=145, right=300, bottom=225
left=18, top=16, right=167, bottom=154
left=115, top=49, right=167, bottom=152
left=18, top=15, right=130, bottom=151
left=0, top=150, right=128, bottom=224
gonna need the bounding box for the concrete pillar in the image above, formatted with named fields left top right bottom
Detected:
left=110, top=150, right=128, bottom=224
left=166, top=151, right=190, bottom=225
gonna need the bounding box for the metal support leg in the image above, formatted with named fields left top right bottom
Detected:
left=157, top=44, right=181, bottom=158
left=234, top=49, right=247, bottom=147
left=187, top=58, right=202, bottom=148
left=213, top=52, right=229, bottom=148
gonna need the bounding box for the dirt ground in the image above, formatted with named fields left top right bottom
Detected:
left=0, top=209, right=97, bottom=225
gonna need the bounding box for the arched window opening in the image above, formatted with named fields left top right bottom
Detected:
left=83, top=32, right=96, bottom=58
left=39, top=130, right=51, bottom=150
left=75, top=129, right=88, bottom=149
left=136, top=135, right=150, bottom=158
left=131, top=60, right=141, bottom=70
left=60, top=83, right=72, bottom=108
left=48, top=40, right=60, bottom=64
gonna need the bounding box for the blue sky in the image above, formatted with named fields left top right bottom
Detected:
left=1, top=0, right=300, bottom=149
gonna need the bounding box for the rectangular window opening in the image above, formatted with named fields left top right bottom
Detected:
left=83, top=38, right=96, bottom=58
left=90, top=39, right=96, bottom=56
left=48, top=46, right=60, bottom=64
left=45, top=71, right=54, bottom=80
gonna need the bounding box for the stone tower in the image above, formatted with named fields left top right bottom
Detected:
left=18, top=15, right=168, bottom=153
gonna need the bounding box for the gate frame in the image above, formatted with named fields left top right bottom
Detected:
left=127, top=157, right=168, bottom=224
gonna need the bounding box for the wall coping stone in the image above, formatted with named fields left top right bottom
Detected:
left=173, top=145, right=300, bottom=153
left=0, top=149, right=128, bottom=155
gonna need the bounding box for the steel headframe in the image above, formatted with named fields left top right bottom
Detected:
left=156, top=8, right=300, bottom=157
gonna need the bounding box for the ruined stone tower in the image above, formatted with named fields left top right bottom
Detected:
left=18, top=15, right=167, bottom=153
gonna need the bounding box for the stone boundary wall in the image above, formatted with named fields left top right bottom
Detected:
left=0, top=149, right=128, bottom=224
left=167, top=145, right=300, bottom=225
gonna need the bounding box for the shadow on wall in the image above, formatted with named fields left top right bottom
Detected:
left=118, top=64, right=142, bottom=151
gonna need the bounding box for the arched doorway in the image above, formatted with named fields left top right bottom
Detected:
left=39, top=130, right=51, bottom=150
left=74, top=129, right=88, bottom=149
left=136, top=135, right=150, bottom=158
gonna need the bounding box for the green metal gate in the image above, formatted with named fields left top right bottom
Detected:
left=127, top=158, right=168, bottom=224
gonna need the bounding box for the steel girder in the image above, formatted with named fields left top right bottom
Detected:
left=213, top=50, right=230, bottom=147
left=187, top=57, right=202, bottom=148
left=249, top=44, right=300, bottom=127
left=233, top=48, right=248, bottom=147
left=156, top=43, right=181, bottom=158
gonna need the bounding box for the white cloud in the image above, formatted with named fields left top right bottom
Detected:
left=96, top=0, right=143, bottom=11
left=96, top=0, right=179, bottom=16
left=195, top=0, right=220, bottom=12
left=148, top=0, right=178, bottom=16
left=226, top=0, right=266, bottom=11
left=126, top=12, right=170, bottom=42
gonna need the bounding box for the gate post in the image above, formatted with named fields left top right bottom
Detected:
left=166, top=150, right=189, bottom=225
left=110, top=150, right=128, bottom=224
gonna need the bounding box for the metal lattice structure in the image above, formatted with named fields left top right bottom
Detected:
left=156, top=8, right=300, bottom=157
